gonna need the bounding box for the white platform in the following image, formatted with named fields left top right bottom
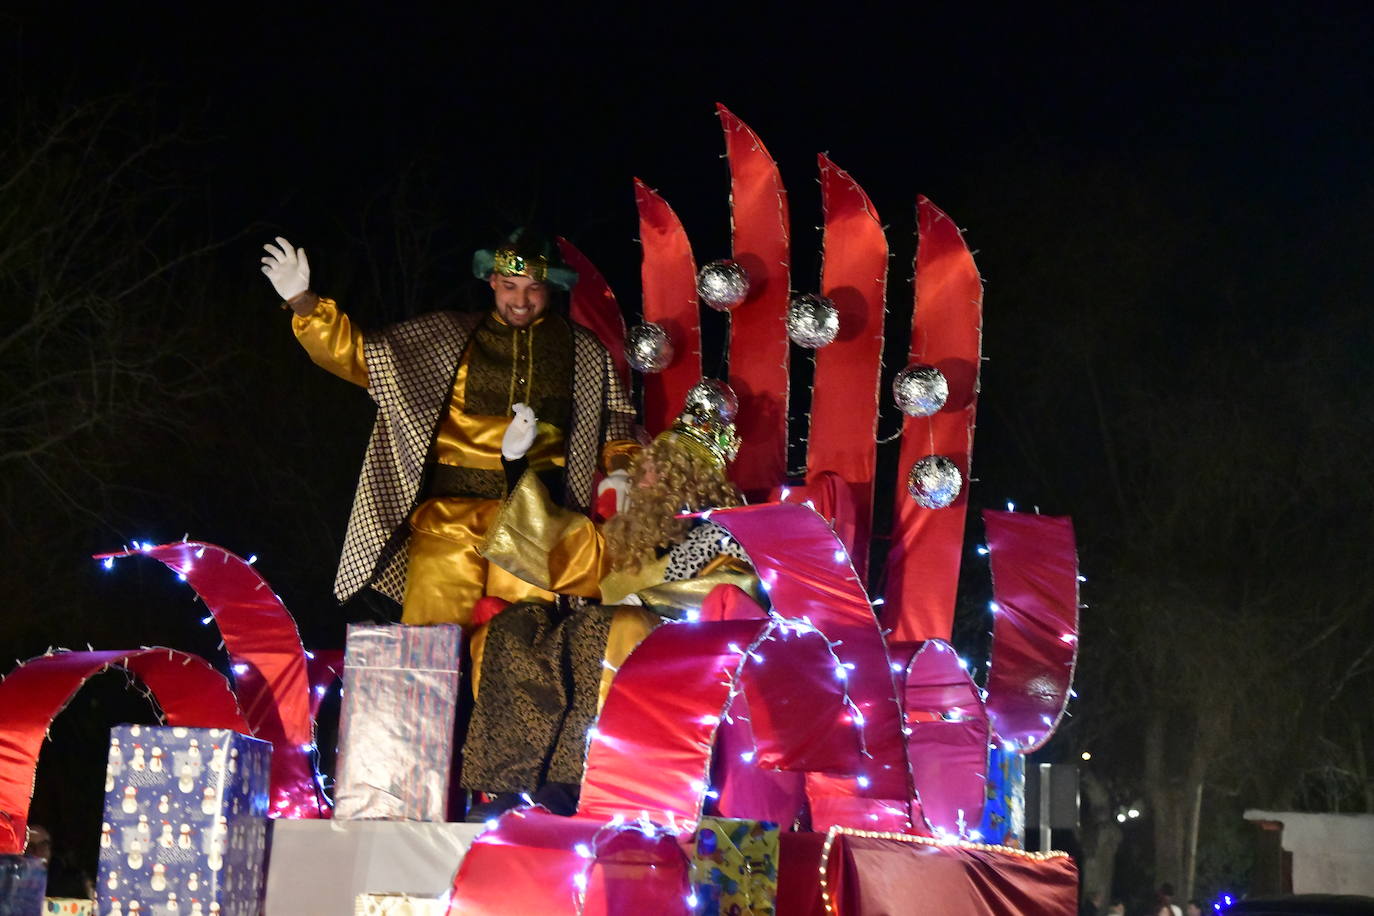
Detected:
left=264, top=819, right=483, bottom=915
left=1245, top=809, right=1374, bottom=896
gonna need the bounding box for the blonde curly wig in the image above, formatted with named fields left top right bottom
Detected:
left=603, top=436, right=742, bottom=572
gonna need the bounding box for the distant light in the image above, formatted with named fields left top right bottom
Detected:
left=102, top=557, right=115, bottom=570
left=247, top=554, right=258, bottom=565
left=988, top=600, right=998, bottom=614
left=976, top=545, right=989, bottom=556
left=833, top=549, right=846, bottom=563
left=200, top=616, right=214, bottom=626
left=739, top=751, right=755, bottom=763
left=871, top=596, right=885, bottom=606
left=1081, top=751, right=1092, bottom=761
left=574, top=843, right=592, bottom=858
left=1128, top=808, right=1140, bottom=819
left=231, top=664, right=249, bottom=675
left=1006, top=501, right=1015, bottom=511
left=1116, top=813, right=1127, bottom=823
left=856, top=775, right=870, bottom=789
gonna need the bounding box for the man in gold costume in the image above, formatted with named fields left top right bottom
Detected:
left=260, top=232, right=637, bottom=626
left=462, top=387, right=758, bottom=819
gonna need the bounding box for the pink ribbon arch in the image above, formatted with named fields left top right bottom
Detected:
left=893, top=639, right=993, bottom=837
left=448, top=807, right=691, bottom=916
left=704, top=502, right=917, bottom=834
left=983, top=510, right=1080, bottom=753
left=95, top=541, right=326, bottom=817
left=0, top=648, right=248, bottom=853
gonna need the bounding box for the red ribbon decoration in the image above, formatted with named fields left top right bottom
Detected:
left=447, top=807, right=691, bottom=916
left=636, top=178, right=701, bottom=434
left=884, top=196, right=985, bottom=642
left=94, top=542, right=326, bottom=817
left=982, top=511, right=1079, bottom=752
left=719, top=104, right=791, bottom=497
left=701, top=504, right=916, bottom=834
left=559, top=237, right=630, bottom=392
left=0, top=648, right=248, bottom=853
left=892, top=640, right=992, bottom=837
left=807, top=155, right=889, bottom=579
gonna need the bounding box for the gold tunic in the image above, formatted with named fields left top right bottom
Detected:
left=293, top=298, right=636, bottom=625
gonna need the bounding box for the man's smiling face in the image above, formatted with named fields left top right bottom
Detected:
left=490, top=274, right=550, bottom=327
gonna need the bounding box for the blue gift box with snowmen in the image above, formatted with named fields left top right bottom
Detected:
left=96, top=725, right=271, bottom=916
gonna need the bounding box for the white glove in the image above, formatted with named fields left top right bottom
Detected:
left=502, top=403, right=538, bottom=461
left=260, top=236, right=311, bottom=301
left=596, top=469, right=631, bottom=514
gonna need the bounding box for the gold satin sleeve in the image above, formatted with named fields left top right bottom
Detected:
left=291, top=297, right=368, bottom=387
left=480, top=470, right=608, bottom=598
left=602, top=439, right=640, bottom=473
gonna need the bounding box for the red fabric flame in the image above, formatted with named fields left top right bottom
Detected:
left=983, top=511, right=1079, bottom=753
left=807, top=155, right=889, bottom=578
left=884, top=196, right=984, bottom=642
left=558, top=237, right=630, bottom=392
left=635, top=178, right=701, bottom=434
left=447, top=808, right=690, bottom=915
left=0, top=648, right=248, bottom=853
left=93, top=542, right=325, bottom=817
left=719, top=104, right=791, bottom=496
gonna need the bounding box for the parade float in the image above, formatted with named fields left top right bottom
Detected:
left=0, top=106, right=1081, bottom=915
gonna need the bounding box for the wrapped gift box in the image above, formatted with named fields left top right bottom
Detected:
left=978, top=745, right=1026, bottom=847
left=690, top=817, right=779, bottom=916
left=44, top=901, right=93, bottom=915
left=264, top=820, right=484, bottom=915
left=354, top=893, right=449, bottom=915
left=0, top=855, right=46, bottom=916
left=97, top=725, right=271, bottom=916
left=335, top=624, right=461, bottom=821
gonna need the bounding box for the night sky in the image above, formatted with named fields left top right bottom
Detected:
left=5, top=1, right=1374, bottom=902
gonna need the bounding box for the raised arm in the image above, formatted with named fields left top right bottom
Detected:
left=261, top=236, right=368, bottom=387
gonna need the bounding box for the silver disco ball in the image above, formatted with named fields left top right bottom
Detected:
left=684, top=378, right=739, bottom=422
left=906, top=455, right=963, bottom=508
left=786, top=293, right=840, bottom=348
left=696, top=259, right=751, bottom=311
left=624, top=322, right=674, bottom=373
left=892, top=364, right=950, bottom=417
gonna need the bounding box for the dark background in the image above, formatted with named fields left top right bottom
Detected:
left=3, top=2, right=1373, bottom=908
